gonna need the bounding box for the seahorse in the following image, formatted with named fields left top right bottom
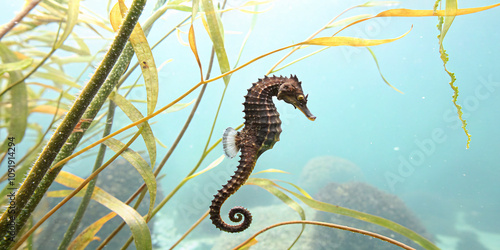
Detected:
left=210, top=75, right=316, bottom=233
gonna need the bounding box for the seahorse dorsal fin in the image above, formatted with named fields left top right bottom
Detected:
left=223, top=127, right=239, bottom=158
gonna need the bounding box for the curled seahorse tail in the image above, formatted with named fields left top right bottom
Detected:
left=209, top=201, right=252, bottom=233
left=210, top=147, right=257, bottom=233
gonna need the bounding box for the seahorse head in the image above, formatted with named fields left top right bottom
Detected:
left=277, top=75, right=316, bottom=121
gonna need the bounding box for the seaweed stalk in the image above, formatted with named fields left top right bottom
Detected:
left=233, top=221, right=416, bottom=250
left=435, top=0, right=471, bottom=148
left=0, top=0, right=146, bottom=246
left=56, top=101, right=116, bottom=250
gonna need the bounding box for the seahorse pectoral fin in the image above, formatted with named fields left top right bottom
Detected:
left=223, top=127, right=240, bottom=158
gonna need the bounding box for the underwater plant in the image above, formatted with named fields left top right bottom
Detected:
left=0, top=0, right=499, bottom=249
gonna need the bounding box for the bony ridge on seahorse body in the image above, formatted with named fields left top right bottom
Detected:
left=210, top=75, right=316, bottom=233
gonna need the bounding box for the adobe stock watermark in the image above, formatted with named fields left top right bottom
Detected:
left=385, top=75, right=500, bottom=192
left=174, top=157, right=241, bottom=225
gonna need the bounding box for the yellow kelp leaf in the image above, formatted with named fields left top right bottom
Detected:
left=68, top=212, right=116, bottom=250
left=109, top=91, right=156, bottom=168
left=325, top=14, right=373, bottom=29
left=111, top=0, right=159, bottom=115
left=275, top=180, right=314, bottom=199
left=55, top=0, right=80, bottom=48
left=30, top=105, right=68, bottom=115
left=236, top=238, right=258, bottom=250
left=50, top=171, right=152, bottom=250
left=334, top=3, right=500, bottom=38
left=102, top=138, right=157, bottom=218
left=300, top=27, right=411, bottom=47
left=367, top=47, right=403, bottom=94
left=252, top=169, right=290, bottom=175
left=189, top=25, right=204, bottom=81
left=375, top=3, right=500, bottom=17
left=185, top=154, right=225, bottom=180
left=247, top=178, right=306, bottom=249
left=201, top=0, right=231, bottom=85
left=109, top=3, right=122, bottom=32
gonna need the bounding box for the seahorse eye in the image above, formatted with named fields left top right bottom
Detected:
left=297, top=95, right=304, bottom=101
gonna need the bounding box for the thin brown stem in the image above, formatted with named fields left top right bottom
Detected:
left=11, top=130, right=143, bottom=249
left=169, top=210, right=209, bottom=250
left=97, top=21, right=218, bottom=250
left=0, top=0, right=42, bottom=40
left=233, top=220, right=415, bottom=250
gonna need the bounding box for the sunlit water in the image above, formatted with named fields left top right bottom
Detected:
left=3, top=0, right=499, bottom=249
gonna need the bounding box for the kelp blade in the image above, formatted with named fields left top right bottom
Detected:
left=51, top=171, right=152, bottom=249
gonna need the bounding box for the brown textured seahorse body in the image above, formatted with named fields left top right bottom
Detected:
left=210, top=75, right=316, bottom=233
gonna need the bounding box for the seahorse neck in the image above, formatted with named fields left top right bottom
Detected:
left=247, top=76, right=283, bottom=101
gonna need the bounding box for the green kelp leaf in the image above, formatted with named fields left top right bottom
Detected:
left=50, top=171, right=152, bottom=250
left=240, top=0, right=273, bottom=7
left=111, top=1, right=159, bottom=115
left=68, top=212, right=116, bottom=250
left=55, top=0, right=80, bottom=48
left=201, top=0, right=231, bottom=85
left=300, top=27, right=411, bottom=47
left=0, top=44, right=28, bottom=150
left=435, top=0, right=470, bottom=148
left=28, top=82, right=75, bottom=101
left=155, top=137, right=168, bottom=149
left=233, top=5, right=258, bottom=68
left=251, top=169, right=290, bottom=175
left=51, top=55, right=95, bottom=65
left=185, top=154, right=225, bottom=181
left=271, top=47, right=326, bottom=74
left=277, top=185, right=438, bottom=250
left=247, top=178, right=306, bottom=249
left=440, top=0, right=457, bottom=44
left=160, top=98, right=196, bottom=113
left=325, top=14, right=373, bottom=29
left=0, top=58, right=33, bottom=75
left=33, top=71, right=80, bottom=88
left=28, top=34, right=91, bottom=56
left=72, top=33, right=91, bottom=56
left=275, top=180, right=313, bottom=199
left=102, top=138, right=156, bottom=219
left=192, top=0, right=200, bottom=23
left=366, top=47, right=403, bottom=94
left=109, top=91, right=156, bottom=168
left=360, top=1, right=399, bottom=7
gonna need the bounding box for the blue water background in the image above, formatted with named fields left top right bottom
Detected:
left=2, top=0, right=499, bottom=249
